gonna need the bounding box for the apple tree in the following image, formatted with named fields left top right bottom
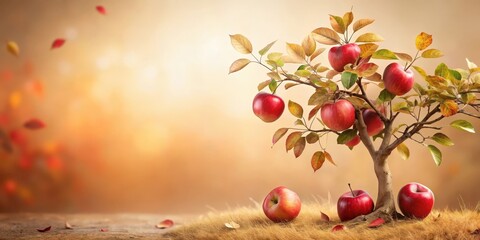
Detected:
left=229, top=11, right=480, bottom=221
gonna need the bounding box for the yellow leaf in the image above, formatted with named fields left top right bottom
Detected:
left=311, top=27, right=341, bottom=45
left=353, top=19, right=375, bottom=32
left=267, top=52, right=282, bottom=61
left=310, top=48, right=325, bottom=62
left=397, top=143, right=410, bottom=160
left=257, top=80, right=271, bottom=91
left=356, top=62, right=378, bottom=77
left=413, top=66, right=427, bottom=78
left=358, top=43, right=378, bottom=58
left=286, top=43, right=306, bottom=62
left=267, top=72, right=281, bottom=81
left=329, top=15, right=345, bottom=34
left=421, top=49, right=443, bottom=58
left=343, top=12, right=353, bottom=28
left=228, top=58, right=250, bottom=74
left=9, top=91, right=22, bottom=109
left=415, top=32, right=432, bottom=51
left=302, top=34, right=316, bottom=57
left=229, top=34, right=253, bottom=54
left=440, top=99, right=458, bottom=117
left=288, top=100, right=304, bottom=118
left=6, top=41, right=19, bottom=56
left=355, top=33, right=384, bottom=42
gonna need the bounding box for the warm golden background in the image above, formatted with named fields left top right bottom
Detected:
left=0, top=0, right=479, bottom=213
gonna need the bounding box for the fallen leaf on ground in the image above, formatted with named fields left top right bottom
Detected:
left=100, top=228, right=108, bottom=232
left=225, top=221, right=240, bottom=229
left=51, top=39, right=66, bottom=49
left=320, top=211, right=330, bottom=222
left=155, top=219, right=174, bottom=229
left=37, top=226, right=51, bottom=232
left=6, top=41, right=19, bottom=56
left=332, top=224, right=346, bottom=231
left=472, top=228, right=480, bottom=235
left=368, top=217, right=385, bottom=228
left=96, top=6, right=106, bottom=15
left=23, top=118, right=46, bottom=130
left=433, top=213, right=441, bottom=221
left=65, top=222, right=73, bottom=229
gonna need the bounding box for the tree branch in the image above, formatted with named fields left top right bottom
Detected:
left=459, top=110, right=480, bottom=119
left=355, top=109, right=376, bottom=158
left=356, top=77, right=389, bottom=123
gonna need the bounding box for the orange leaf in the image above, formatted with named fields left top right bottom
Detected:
left=24, top=118, right=46, bottom=130
left=51, top=38, right=66, bottom=49
left=37, top=226, right=51, bottom=232
left=96, top=6, right=106, bottom=15
left=293, top=137, right=306, bottom=158
left=440, top=100, right=458, bottom=117
left=6, top=41, right=20, bottom=56
left=156, top=219, right=174, bottom=229
left=415, top=32, right=432, bottom=51
left=311, top=151, right=325, bottom=172
left=368, top=217, right=385, bottom=228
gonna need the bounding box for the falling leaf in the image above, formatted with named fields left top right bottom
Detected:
left=51, top=39, right=66, bottom=49
left=37, top=226, right=51, bottom=232
left=156, top=219, right=174, bottom=229
left=100, top=228, right=108, bottom=232
left=65, top=222, right=73, bottom=229
left=320, top=212, right=330, bottom=222
left=368, top=218, right=385, bottom=228
left=332, top=224, right=346, bottom=231
left=6, top=41, right=19, bottom=56
left=23, top=118, right=46, bottom=130
left=96, top=5, right=106, bottom=15
left=225, top=221, right=240, bottom=229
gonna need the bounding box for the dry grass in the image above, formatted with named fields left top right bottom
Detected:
left=165, top=203, right=480, bottom=240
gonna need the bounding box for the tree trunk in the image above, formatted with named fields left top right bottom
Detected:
left=373, top=154, right=396, bottom=215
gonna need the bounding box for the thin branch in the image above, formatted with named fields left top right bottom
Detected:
left=459, top=110, right=480, bottom=119
left=356, top=77, right=389, bottom=122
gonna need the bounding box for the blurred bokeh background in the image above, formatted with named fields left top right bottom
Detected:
left=0, top=0, right=479, bottom=214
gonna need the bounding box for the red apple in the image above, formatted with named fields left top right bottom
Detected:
left=383, top=62, right=414, bottom=96
left=252, top=92, right=285, bottom=122
left=362, top=109, right=384, bottom=136
left=321, top=100, right=355, bottom=131
left=263, top=186, right=301, bottom=222
left=398, top=182, right=434, bottom=219
left=345, top=135, right=360, bottom=149
left=328, top=43, right=361, bottom=72
left=337, top=184, right=374, bottom=221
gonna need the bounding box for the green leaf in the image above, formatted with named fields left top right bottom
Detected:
left=337, top=129, right=357, bottom=144
left=372, top=49, right=398, bottom=60
left=311, top=151, right=325, bottom=172
left=412, top=66, right=427, bottom=78
left=450, top=120, right=475, bottom=133
left=294, top=137, right=306, bottom=158
left=268, top=79, right=278, bottom=93
left=286, top=131, right=302, bottom=151
left=431, top=133, right=454, bottom=146
left=435, top=63, right=450, bottom=78
left=396, top=143, right=410, bottom=160
left=378, top=89, right=396, bottom=103
left=295, top=69, right=312, bottom=77
left=288, top=100, right=303, bottom=118
left=449, top=69, right=462, bottom=80
left=258, top=40, right=276, bottom=56
left=272, top=128, right=288, bottom=145
left=341, top=72, right=358, bottom=89
left=306, top=132, right=319, bottom=144
left=427, top=145, right=442, bottom=166
left=392, top=101, right=411, bottom=113
left=421, top=49, right=443, bottom=58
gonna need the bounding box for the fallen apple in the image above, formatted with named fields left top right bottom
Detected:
left=263, top=186, right=301, bottom=222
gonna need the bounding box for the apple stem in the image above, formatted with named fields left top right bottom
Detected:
left=348, top=183, right=355, bottom=197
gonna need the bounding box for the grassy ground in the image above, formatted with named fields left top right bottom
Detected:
left=165, top=203, right=480, bottom=240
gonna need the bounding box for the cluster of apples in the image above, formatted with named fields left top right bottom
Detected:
left=252, top=43, right=414, bottom=142
left=263, top=183, right=434, bottom=223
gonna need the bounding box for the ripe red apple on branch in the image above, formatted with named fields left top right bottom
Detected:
left=229, top=10, right=480, bottom=223
left=252, top=92, right=285, bottom=122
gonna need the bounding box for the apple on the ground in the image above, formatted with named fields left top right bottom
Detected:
left=337, top=184, right=374, bottom=221
left=321, top=99, right=355, bottom=131
left=328, top=43, right=361, bottom=72
left=362, top=109, right=385, bottom=136
left=252, top=92, right=285, bottom=122
left=383, top=62, right=414, bottom=96
left=263, top=186, right=301, bottom=222
left=398, top=182, right=434, bottom=219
